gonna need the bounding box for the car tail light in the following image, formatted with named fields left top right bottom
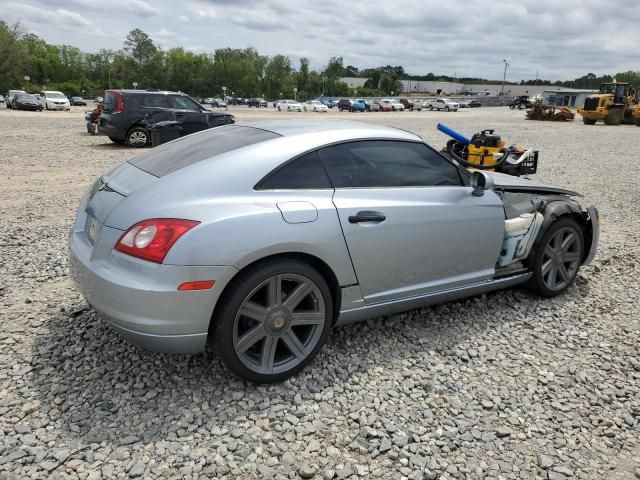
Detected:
left=113, top=91, right=123, bottom=114
left=115, top=219, right=199, bottom=263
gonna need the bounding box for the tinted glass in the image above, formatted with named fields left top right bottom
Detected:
left=318, top=141, right=462, bottom=188
left=141, top=95, right=169, bottom=108
left=130, top=125, right=280, bottom=177
left=257, top=151, right=331, bottom=190
left=103, top=91, right=117, bottom=112
left=170, top=95, right=202, bottom=111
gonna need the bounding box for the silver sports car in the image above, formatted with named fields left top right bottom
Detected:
left=69, top=120, right=599, bottom=383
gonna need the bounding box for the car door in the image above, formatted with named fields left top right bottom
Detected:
left=168, top=95, right=209, bottom=136
left=319, top=140, right=504, bottom=305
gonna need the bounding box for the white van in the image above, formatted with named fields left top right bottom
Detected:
left=40, top=91, right=70, bottom=110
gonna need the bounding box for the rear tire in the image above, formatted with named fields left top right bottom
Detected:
left=526, top=217, right=584, bottom=298
left=212, top=259, right=333, bottom=383
left=429, top=105, right=434, bottom=111
left=582, top=117, right=597, bottom=125
left=126, top=127, right=149, bottom=147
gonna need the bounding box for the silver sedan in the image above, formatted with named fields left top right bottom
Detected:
left=69, top=120, right=599, bottom=383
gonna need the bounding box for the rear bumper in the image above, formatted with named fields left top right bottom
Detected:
left=69, top=225, right=238, bottom=353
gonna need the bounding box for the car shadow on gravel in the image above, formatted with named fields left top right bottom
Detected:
left=27, top=276, right=592, bottom=445
left=88, top=143, right=133, bottom=150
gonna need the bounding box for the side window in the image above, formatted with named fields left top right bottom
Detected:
left=142, top=95, right=169, bottom=108
left=318, top=141, right=462, bottom=188
left=170, top=95, right=202, bottom=111
left=256, top=151, right=332, bottom=190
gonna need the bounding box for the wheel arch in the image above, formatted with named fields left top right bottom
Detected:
left=534, top=200, right=593, bottom=264
left=208, top=251, right=343, bottom=339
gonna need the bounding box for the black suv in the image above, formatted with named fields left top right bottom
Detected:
left=247, top=98, right=268, bottom=108
left=337, top=99, right=352, bottom=111
left=98, top=90, right=235, bottom=147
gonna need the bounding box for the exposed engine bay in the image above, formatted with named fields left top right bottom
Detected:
left=495, top=190, right=593, bottom=270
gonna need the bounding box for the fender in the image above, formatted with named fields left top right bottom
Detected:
left=532, top=199, right=593, bottom=263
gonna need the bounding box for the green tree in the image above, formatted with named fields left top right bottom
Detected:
left=0, top=20, right=25, bottom=92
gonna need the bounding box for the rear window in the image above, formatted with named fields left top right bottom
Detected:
left=103, top=91, right=117, bottom=112
left=129, top=125, right=280, bottom=177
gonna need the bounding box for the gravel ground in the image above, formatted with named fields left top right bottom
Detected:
left=0, top=106, right=639, bottom=479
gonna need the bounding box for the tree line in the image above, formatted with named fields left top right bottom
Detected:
left=2, top=19, right=639, bottom=99
left=0, top=21, right=399, bottom=99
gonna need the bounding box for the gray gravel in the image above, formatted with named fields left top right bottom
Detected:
left=1, top=106, right=639, bottom=479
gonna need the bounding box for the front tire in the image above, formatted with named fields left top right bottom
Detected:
left=126, top=127, right=149, bottom=147
left=445, top=106, right=450, bottom=112
left=429, top=105, right=434, bottom=111
left=526, top=217, right=584, bottom=297
left=213, top=259, right=333, bottom=383
left=582, top=117, right=597, bottom=125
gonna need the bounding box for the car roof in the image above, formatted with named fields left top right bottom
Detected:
left=244, top=119, right=420, bottom=140
left=112, top=89, right=185, bottom=95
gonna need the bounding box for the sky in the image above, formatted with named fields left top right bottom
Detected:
left=6, top=0, right=640, bottom=81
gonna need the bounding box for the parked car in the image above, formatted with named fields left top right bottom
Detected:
left=0, top=94, right=4, bottom=106
left=13, top=93, right=43, bottom=111
left=337, top=99, right=352, bottom=111
left=276, top=100, right=302, bottom=112
left=399, top=98, right=421, bottom=111
left=369, top=101, right=380, bottom=112
left=349, top=100, right=366, bottom=112
left=69, top=96, right=87, bottom=106
left=425, top=98, right=459, bottom=111
left=303, top=100, right=328, bottom=112
left=380, top=99, right=405, bottom=111
left=355, top=99, right=376, bottom=111
left=248, top=98, right=268, bottom=108
left=6, top=89, right=26, bottom=109
left=69, top=119, right=599, bottom=383
left=460, top=100, right=482, bottom=108
left=375, top=100, right=393, bottom=112
left=98, top=89, right=235, bottom=147
left=202, top=98, right=216, bottom=105
left=39, top=90, right=70, bottom=110
left=207, top=98, right=227, bottom=108
left=315, top=97, right=335, bottom=108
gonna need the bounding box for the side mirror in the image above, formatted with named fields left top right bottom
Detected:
left=470, top=171, right=495, bottom=197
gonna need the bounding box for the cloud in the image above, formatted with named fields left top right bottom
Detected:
left=12, top=0, right=640, bottom=80
left=8, top=3, right=93, bottom=28
left=33, top=0, right=158, bottom=18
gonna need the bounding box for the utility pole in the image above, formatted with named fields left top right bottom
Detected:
left=501, top=59, right=509, bottom=95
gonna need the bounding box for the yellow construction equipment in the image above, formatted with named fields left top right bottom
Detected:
left=577, top=82, right=638, bottom=125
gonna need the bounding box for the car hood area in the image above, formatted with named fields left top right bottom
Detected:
left=490, top=171, right=581, bottom=196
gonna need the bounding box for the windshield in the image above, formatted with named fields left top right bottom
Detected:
left=46, top=92, right=66, bottom=99
left=17, top=94, right=36, bottom=100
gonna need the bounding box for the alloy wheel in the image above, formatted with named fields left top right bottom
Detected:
left=129, top=131, right=147, bottom=146
left=232, top=274, right=327, bottom=375
left=541, top=226, right=581, bottom=291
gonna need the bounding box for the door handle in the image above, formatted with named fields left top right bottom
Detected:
left=348, top=211, right=386, bottom=223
